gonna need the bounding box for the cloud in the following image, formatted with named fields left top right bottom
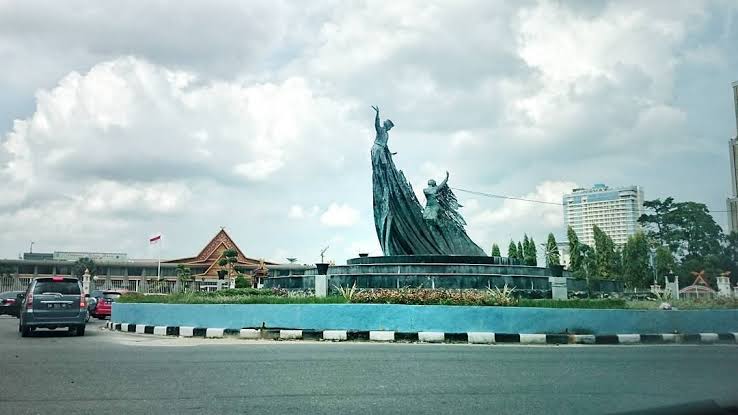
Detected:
left=470, top=181, right=577, bottom=228
left=320, top=203, right=360, bottom=227
left=1, top=1, right=738, bottom=263
left=287, top=205, right=306, bottom=219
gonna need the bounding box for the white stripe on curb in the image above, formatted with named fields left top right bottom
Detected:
left=467, top=332, right=495, bottom=344
left=322, top=330, right=347, bottom=341
left=239, top=329, right=260, bottom=339
left=120, top=323, right=129, bottom=332
left=572, top=335, right=595, bottom=344
left=153, top=326, right=167, bottom=336
left=732, top=333, right=738, bottom=343
left=180, top=326, right=195, bottom=337
left=661, top=333, right=677, bottom=343
left=418, top=332, right=445, bottom=343
left=699, top=333, right=718, bottom=343
left=206, top=328, right=224, bottom=338
left=280, top=330, right=303, bottom=340
left=369, top=331, right=395, bottom=342
left=617, top=334, right=640, bottom=344
left=519, top=334, right=546, bottom=345
left=135, top=325, right=146, bottom=334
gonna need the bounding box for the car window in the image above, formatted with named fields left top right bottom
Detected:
left=0, top=292, right=20, bottom=299
left=33, top=281, right=81, bottom=295
left=103, top=293, right=121, bottom=300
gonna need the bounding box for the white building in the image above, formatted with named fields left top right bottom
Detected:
left=563, top=184, right=644, bottom=247
left=726, top=80, right=738, bottom=234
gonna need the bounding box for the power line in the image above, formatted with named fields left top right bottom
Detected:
left=451, top=187, right=563, bottom=206
left=452, top=186, right=731, bottom=214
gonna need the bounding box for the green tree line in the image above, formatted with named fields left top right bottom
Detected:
left=490, top=197, right=737, bottom=289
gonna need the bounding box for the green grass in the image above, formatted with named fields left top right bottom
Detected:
left=119, top=293, right=623, bottom=308
left=117, top=293, right=348, bottom=304
left=518, top=298, right=628, bottom=309
left=626, top=298, right=738, bottom=310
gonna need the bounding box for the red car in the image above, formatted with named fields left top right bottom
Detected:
left=90, top=291, right=122, bottom=319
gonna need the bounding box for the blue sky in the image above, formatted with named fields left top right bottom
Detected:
left=1, top=0, right=737, bottom=264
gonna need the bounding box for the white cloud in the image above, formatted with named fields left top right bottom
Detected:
left=470, top=180, right=577, bottom=228
left=320, top=203, right=360, bottom=227
left=1, top=1, right=737, bottom=262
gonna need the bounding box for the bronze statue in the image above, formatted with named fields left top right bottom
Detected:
left=371, top=106, right=485, bottom=256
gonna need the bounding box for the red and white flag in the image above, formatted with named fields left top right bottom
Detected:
left=149, top=234, right=162, bottom=244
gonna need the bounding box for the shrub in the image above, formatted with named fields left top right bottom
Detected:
left=234, top=275, right=249, bottom=289
left=486, top=284, right=517, bottom=306
left=351, top=288, right=512, bottom=306
left=518, top=298, right=627, bottom=309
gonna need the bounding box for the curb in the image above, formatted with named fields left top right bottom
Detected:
left=104, top=322, right=738, bottom=345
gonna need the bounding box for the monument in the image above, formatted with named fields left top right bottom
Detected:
left=370, top=106, right=485, bottom=256
left=265, top=107, right=623, bottom=295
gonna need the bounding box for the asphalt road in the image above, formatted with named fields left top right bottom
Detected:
left=0, top=316, right=737, bottom=415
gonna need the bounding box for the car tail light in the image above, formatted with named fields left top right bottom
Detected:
left=80, top=294, right=86, bottom=309
left=52, top=276, right=63, bottom=281
left=26, top=292, right=33, bottom=311
left=6, top=299, right=15, bottom=305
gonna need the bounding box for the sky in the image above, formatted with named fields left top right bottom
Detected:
left=1, top=0, right=737, bottom=264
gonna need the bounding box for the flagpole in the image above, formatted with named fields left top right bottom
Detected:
left=157, top=235, right=162, bottom=281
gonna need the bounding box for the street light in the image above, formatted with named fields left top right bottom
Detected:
left=29, top=241, right=34, bottom=254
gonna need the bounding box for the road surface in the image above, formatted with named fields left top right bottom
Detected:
left=0, top=316, right=736, bottom=414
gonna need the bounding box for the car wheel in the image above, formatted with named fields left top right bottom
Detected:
left=20, top=325, right=31, bottom=337
left=77, top=325, right=86, bottom=337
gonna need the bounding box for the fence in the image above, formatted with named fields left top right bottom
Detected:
left=0, top=277, right=32, bottom=292
left=0, top=277, right=220, bottom=295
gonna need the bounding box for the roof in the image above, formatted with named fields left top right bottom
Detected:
left=164, top=229, right=277, bottom=268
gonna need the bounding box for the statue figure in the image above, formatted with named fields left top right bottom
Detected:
left=370, top=106, right=485, bottom=256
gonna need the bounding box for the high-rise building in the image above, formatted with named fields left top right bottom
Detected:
left=726, top=81, right=738, bottom=234
left=563, top=184, right=644, bottom=247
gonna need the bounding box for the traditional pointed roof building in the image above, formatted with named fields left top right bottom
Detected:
left=165, top=228, right=276, bottom=279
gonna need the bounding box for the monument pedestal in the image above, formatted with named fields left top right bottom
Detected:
left=548, top=277, right=568, bottom=300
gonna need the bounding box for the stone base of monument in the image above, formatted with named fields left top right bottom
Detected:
left=265, top=255, right=623, bottom=295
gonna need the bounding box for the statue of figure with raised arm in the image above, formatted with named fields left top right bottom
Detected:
left=370, top=106, right=485, bottom=256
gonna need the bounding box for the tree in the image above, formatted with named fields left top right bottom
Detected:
left=491, top=243, right=501, bottom=257
left=517, top=241, right=524, bottom=262
left=653, top=246, right=675, bottom=279
left=638, top=197, right=678, bottom=248
left=671, top=202, right=723, bottom=260
left=218, top=249, right=239, bottom=287
left=507, top=240, right=518, bottom=260
left=567, top=226, right=582, bottom=272
left=545, top=233, right=560, bottom=266
left=612, top=247, right=623, bottom=280
left=525, top=236, right=538, bottom=266
left=234, top=274, right=249, bottom=288
left=72, top=258, right=97, bottom=279
left=175, top=264, right=193, bottom=292
left=522, top=235, right=530, bottom=264
left=621, top=232, right=651, bottom=288
left=592, top=225, right=616, bottom=279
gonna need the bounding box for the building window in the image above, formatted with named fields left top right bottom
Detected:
left=37, top=265, right=53, bottom=274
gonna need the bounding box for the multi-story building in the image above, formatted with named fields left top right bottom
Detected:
left=726, top=80, right=738, bottom=234
left=563, top=184, right=644, bottom=247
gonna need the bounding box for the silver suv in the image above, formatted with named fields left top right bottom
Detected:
left=18, top=277, right=88, bottom=337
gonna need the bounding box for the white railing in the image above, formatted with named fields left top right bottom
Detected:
left=0, top=278, right=31, bottom=292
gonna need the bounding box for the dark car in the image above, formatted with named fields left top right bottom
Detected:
left=18, top=277, right=88, bottom=337
left=0, top=291, right=24, bottom=317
